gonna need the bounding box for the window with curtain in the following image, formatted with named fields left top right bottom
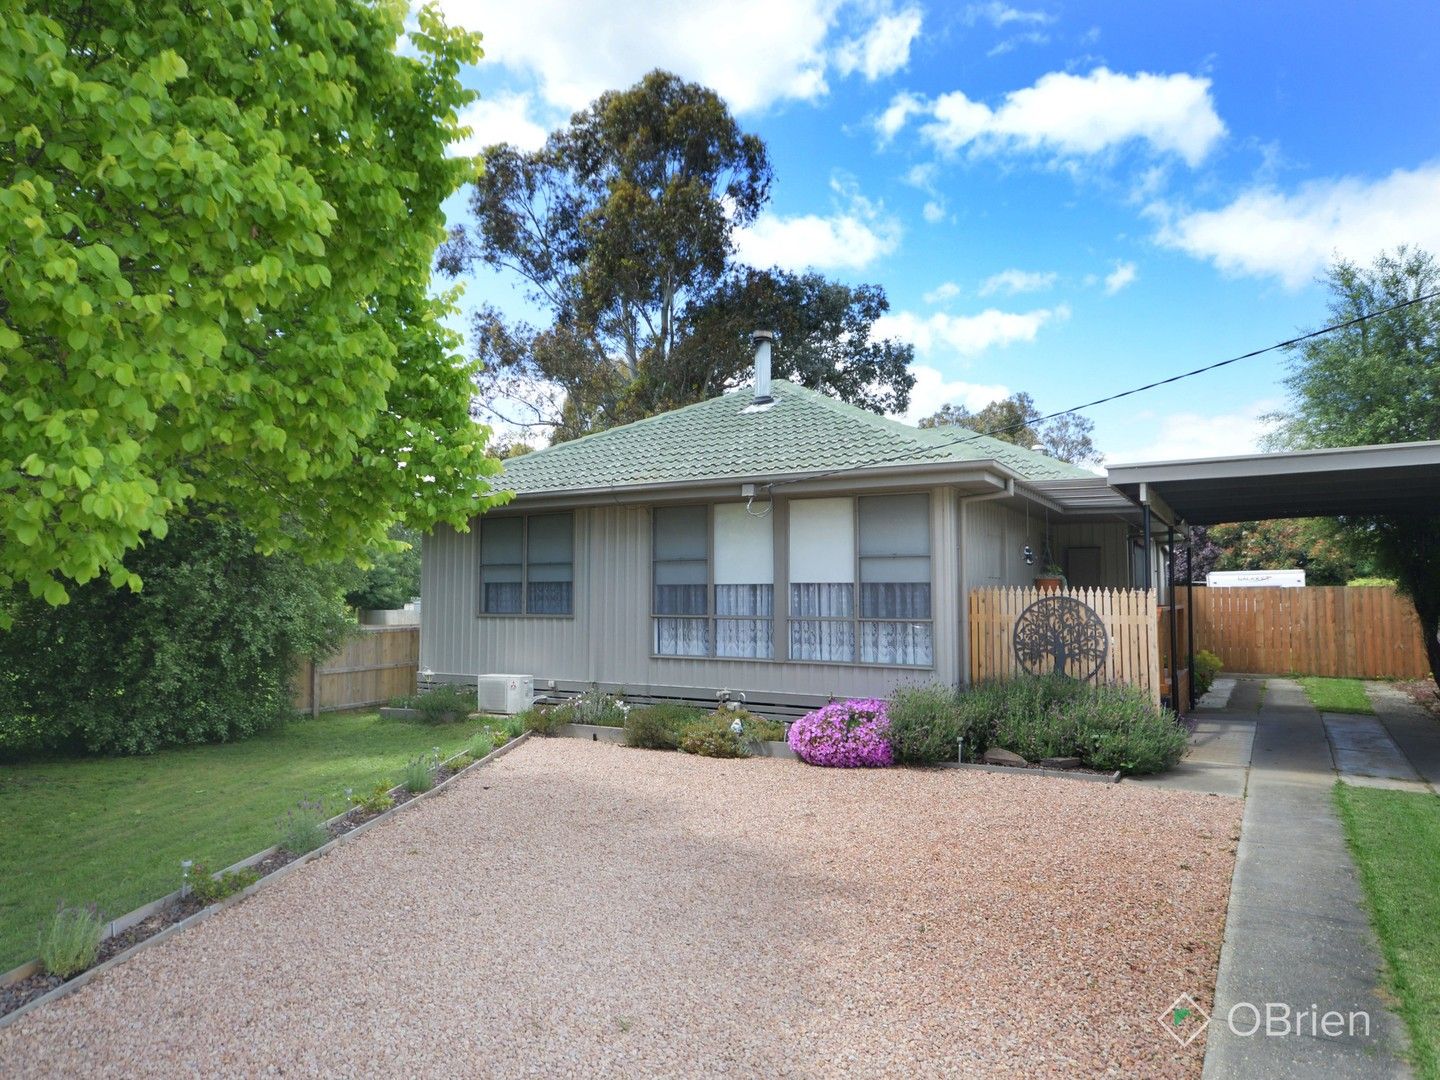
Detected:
left=653, top=506, right=709, bottom=656
left=788, top=497, right=857, bottom=662
left=788, top=494, right=933, bottom=666
left=714, top=503, right=774, bottom=659
left=478, top=513, right=574, bottom=615
left=858, top=494, right=932, bottom=666
left=652, top=504, right=775, bottom=658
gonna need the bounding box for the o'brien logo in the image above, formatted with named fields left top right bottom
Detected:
left=1160, top=992, right=1372, bottom=1045
left=1159, top=994, right=1210, bottom=1046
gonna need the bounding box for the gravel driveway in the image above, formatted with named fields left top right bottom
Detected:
left=0, top=739, right=1240, bottom=1078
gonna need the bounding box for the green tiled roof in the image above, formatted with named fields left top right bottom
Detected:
left=500, top=380, right=1092, bottom=495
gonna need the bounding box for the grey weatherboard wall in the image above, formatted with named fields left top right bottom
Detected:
left=421, top=486, right=967, bottom=705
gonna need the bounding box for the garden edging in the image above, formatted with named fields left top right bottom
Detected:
left=0, top=731, right=532, bottom=1031
left=939, top=761, right=1123, bottom=783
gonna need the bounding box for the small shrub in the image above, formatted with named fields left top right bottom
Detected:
left=714, top=708, right=786, bottom=743
left=392, top=683, right=474, bottom=723
left=1068, top=684, right=1188, bottom=775
left=624, top=703, right=703, bottom=749
left=491, top=728, right=511, bottom=748
left=570, top=688, right=627, bottom=727
left=787, top=699, right=892, bottom=768
left=446, top=751, right=475, bottom=772
left=188, top=863, right=260, bottom=905
left=887, top=684, right=975, bottom=765
left=38, top=903, right=104, bottom=978
left=519, top=705, right=568, bottom=736
left=471, top=731, right=495, bottom=758
left=277, top=799, right=330, bottom=854
left=353, top=782, right=395, bottom=814
left=1193, top=649, right=1223, bottom=698
left=963, top=675, right=1086, bottom=762
left=1347, top=576, right=1398, bottom=588
left=501, top=714, right=525, bottom=739
left=402, top=754, right=436, bottom=794
left=677, top=715, right=750, bottom=758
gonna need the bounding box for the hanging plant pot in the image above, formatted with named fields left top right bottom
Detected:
left=1033, top=575, right=1066, bottom=592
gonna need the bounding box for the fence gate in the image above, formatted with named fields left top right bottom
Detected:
left=969, top=586, right=1161, bottom=704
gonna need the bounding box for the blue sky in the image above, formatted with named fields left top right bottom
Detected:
left=431, top=0, right=1440, bottom=463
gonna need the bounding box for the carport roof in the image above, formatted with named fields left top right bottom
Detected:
left=1106, top=440, right=1440, bottom=526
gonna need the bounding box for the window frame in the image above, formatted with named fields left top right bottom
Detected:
left=785, top=493, right=935, bottom=670
left=650, top=503, right=778, bottom=660
left=476, top=512, right=576, bottom=618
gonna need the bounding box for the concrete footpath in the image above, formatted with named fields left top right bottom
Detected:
left=1138, top=675, right=1431, bottom=1079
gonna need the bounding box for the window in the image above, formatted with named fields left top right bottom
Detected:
left=652, top=504, right=775, bottom=658
left=478, top=513, right=573, bottom=615
left=789, top=494, right=933, bottom=667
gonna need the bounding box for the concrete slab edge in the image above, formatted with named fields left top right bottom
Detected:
left=0, top=733, right=532, bottom=1026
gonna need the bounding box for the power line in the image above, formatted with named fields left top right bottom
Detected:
left=764, top=287, right=1440, bottom=494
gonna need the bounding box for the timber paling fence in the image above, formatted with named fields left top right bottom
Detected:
left=1190, top=585, right=1431, bottom=679
left=291, top=626, right=420, bottom=715
left=969, top=586, right=1162, bottom=705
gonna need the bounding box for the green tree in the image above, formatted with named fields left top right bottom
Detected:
left=0, top=512, right=356, bottom=755
left=1206, top=519, right=1365, bottom=585
left=438, top=70, right=914, bottom=440
left=0, top=2, right=504, bottom=620
left=918, top=392, right=1101, bottom=466
left=1269, top=246, right=1440, bottom=685
left=345, top=526, right=421, bottom=611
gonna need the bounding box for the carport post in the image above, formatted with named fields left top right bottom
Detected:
left=1141, top=503, right=1152, bottom=587
left=1186, top=535, right=1196, bottom=709
left=1167, top=526, right=1179, bottom=714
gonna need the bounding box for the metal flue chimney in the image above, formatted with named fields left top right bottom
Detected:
left=751, top=329, right=774, bottom=404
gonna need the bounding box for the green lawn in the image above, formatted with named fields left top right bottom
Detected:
left=1336, top=783, right=1440, bottom=1079
left=0, top=712, right=493, bottom=971
left=1298, top=676, right=1375, bottom=714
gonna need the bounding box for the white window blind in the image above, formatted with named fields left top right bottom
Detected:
left=714, top=504, right=774, bottom=658
left=788, top=497, right=857, bottom=661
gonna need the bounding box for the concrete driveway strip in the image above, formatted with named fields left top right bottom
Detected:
left=1202, top=678, right=1413, bottom=1079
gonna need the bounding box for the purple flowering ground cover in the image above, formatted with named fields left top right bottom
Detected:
left=787, top=698, right=894, bottom=767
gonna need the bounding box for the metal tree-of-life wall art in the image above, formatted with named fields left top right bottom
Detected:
left=1012, top=595, right=1109, bottom=681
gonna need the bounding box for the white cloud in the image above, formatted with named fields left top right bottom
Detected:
left=891, top=68, right=1224, bottom=166
left=895, top=364, right=1011, bottom=425
left=1103, top=260, right=1137, bottom=294
left=978, top=268, right=1057, bottom=296
left=835, top=7, right=923, bottom=81
left=922, top=199, right=947, bottom=223
left=965, top=2, right=1053, bottom=27
left=923, top=281, right=961, bottom=304
left=1155, top=161, right=1440, bottom=289
left=450, top=91, right=550, bottom=156
left=1101, top=399, right=1281, bottom=465
left=437, top=0, right=835, bottom=113
left=876, top=90, right=926, bottom=144
left=734, top=178, right=901, bottom=271
left=874, top=304, right=1068, bottom=357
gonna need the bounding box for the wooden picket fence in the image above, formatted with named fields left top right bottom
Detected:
left=291, top=626, right=420, bottom=715
left=1190, top=585, right=1431, bottom=679
left=969, top=586, right=1161, bottom=705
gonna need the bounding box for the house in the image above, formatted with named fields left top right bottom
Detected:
left=420, top=348, right=1156, bottom=713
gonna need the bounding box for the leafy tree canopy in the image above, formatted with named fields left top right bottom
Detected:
left=345, top=525, right=421, bottom=611
left=1269, top=246, right=1440, bottom=685
left=437, top=70, right=915, bottom=441
left=918, top=392, right=1101, bottom=466
left=0, top=2, right=504, bottom=621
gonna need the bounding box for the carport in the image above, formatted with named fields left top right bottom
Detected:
left=1106, top=440, right=1440, bottom=706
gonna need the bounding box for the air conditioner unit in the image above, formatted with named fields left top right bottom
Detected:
left=477, top=674, right=534, bottom=715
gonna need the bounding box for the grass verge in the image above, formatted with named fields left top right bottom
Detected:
left=1298, top=676, right=1374, bottom=714
left=1335, top=782, right=1440, bottom=1079
left=0, top=711, right=489, bottom=970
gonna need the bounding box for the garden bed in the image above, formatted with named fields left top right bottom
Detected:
left=0, top=732, right=531, bottom=1028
